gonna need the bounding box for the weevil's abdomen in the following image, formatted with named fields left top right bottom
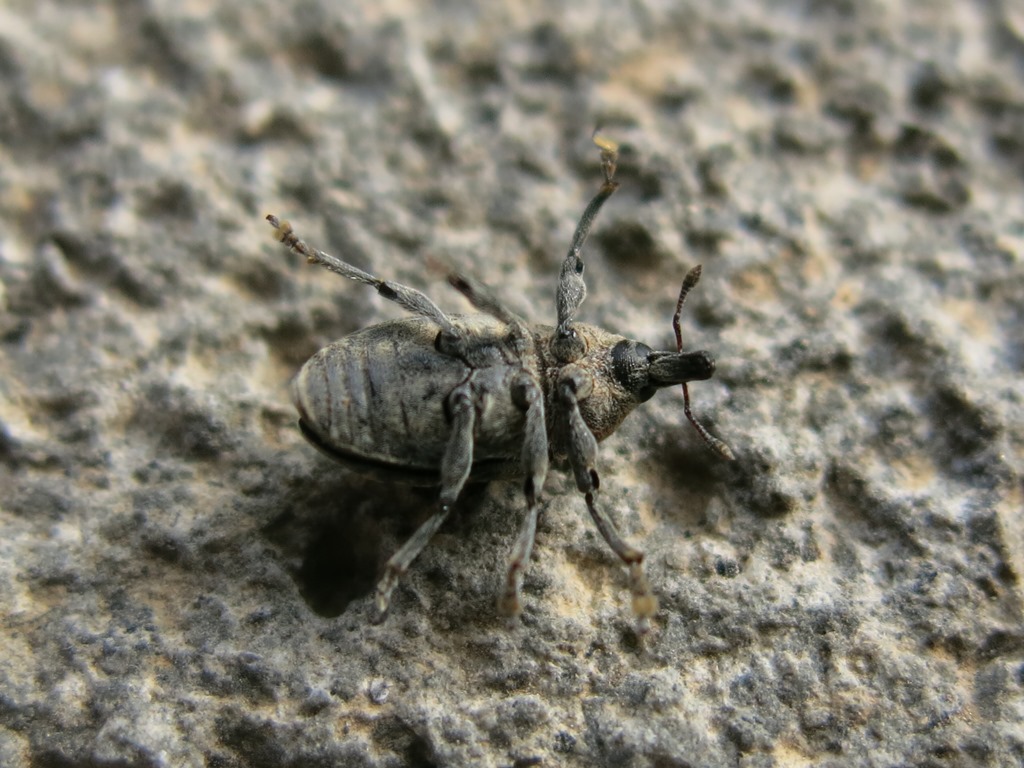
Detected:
left=293, top=317, right=463, bottom=473
left=292, top=316, right=527, bottom=482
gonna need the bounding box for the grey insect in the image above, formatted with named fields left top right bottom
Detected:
left=266, top=137, right=734, bottom=634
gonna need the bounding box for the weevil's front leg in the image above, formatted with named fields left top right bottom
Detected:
left=373, top=383, right=475, bottom=621
left=498, top=373, right=549, bottom=620
left=558, top=366, right=658, bottom=634
left=583, top=492, right=658, bottom=635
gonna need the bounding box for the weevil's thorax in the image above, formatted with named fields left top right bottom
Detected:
left=535, top=322, right=654, bottom=444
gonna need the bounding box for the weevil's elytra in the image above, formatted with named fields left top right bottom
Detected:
left=266, top=136, right=734, bottom=635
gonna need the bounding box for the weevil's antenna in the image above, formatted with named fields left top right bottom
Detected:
left=673, top=266, right=736, bottom=461
left=592, top=129, right=618, bottom=183
left=553, top=134, right=621, bottom=361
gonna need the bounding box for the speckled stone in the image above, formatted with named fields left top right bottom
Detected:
left=1, top=1, right=1021, bottom=766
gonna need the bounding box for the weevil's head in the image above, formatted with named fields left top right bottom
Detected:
left=607, top=334, right=735, bottom=461
left=610, top=338, right=715, bottom=404
left=561, top=325, right=717, bottom=444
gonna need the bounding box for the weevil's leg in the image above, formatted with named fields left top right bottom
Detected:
left=498, top=373, right=549, bottom=619
left=446, top=272, right=533, bottom=355
left=671, top=266, right=736, bottom=461
left=553, top=136, right=621, bottom=361
left=446, top=273, right=522, bottom=327
left=448, top=272, right=529, bottom=330
left=373, top=383, right=476, bottom=621
left=583, top=492, right=658, bottom=635
left=557, top=366, right=658, bottom=633
left=267, top=215, right=460, bottom=340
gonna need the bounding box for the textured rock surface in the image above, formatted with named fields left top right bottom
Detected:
left=1, top=0, right=1022, bottom=766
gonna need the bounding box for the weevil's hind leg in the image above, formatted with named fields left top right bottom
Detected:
left=557, top=366, right=658, bottom=634
left=266, top=215, right=461, bottom=341
left=447, top=272, right=533, bottom=353
left=447, top=272, right=524, bottom=329
left=372, top=507, right=451, bottom=624
left=498, top=374, right=549, bottom=620
left=373, top=384, right=476, bottom=621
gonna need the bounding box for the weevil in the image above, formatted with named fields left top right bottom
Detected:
left=266, top=136, right=734, bottom=634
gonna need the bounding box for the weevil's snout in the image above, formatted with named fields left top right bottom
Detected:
left=611, top=341, right=717, bottom=402
left=648, top=350, right=716, bottom=386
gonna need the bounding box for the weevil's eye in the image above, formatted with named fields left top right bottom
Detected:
left=611, top=340, right=657, bottom=402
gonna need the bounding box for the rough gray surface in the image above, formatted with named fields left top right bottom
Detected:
left=1, top=0, right=1022, bottom=766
